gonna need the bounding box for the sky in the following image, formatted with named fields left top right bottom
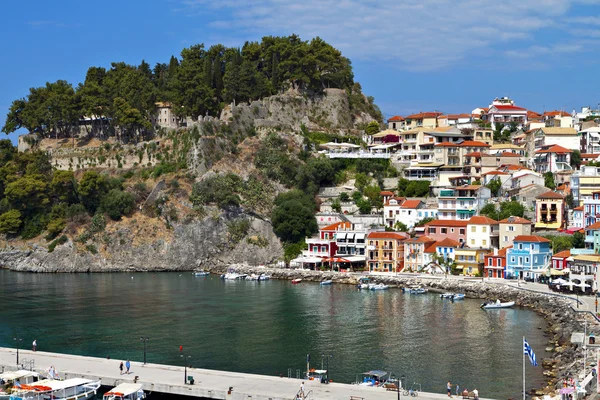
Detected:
left=1, top=0, right=600, bottom=143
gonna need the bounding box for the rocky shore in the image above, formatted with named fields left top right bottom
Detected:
left=210, top=264, right=596, bottom=398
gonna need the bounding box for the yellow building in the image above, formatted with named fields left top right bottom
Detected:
left=535, top=191, right=566, bottom=230
left=454, top=248, right=488, bottom=276
left=367, top=231, right=409, bottom=273
left=474, top=129, right=494, bottom=145
left=404, top=112, right=442, bottom=129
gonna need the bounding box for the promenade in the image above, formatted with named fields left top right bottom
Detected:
left=0, top=347, right=493, bottom=400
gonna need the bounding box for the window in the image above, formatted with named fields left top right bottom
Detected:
left=482, top=226, right=487, bottom=233
left=441, top=228, right=447, bottom=234
left=488, top=258, right=493, bottom=266
left=428, top=228, right=436, bottom=234
left=321, top=246, right=326, bottom=252
left=511, top=257, right=515, bottom=262
left=497, top=259, right=501, bottom=267
left=504, top=236, right=508, bottom=242
left=534, top=256, right=538, bottom=263
left=451, top=228, right=454, bottom=233
left=508, top=226, right=515, bottom=232
left=471, top=226, right=476, bottom=232
left=471, top=239, right=475, bottom=245
left=482, top=239, right=487, bottom=246
left=518, top=257, right=523, bottom=265
left=460, top=229, right=465, bottom=235
left=525, top=257, right=529, bottom=263
left=518, top=243, right=523, bottom=250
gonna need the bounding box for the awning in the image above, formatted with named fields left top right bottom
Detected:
left=549, top=268, right=570, bottom=276
left=300, top=257, right=324, bottom=263
left=336, top=233, right=347, bottom=240
left=344, top=255, right=367, bottom=262
left=347, top=233, right=355, bottom=240
left=355, top=233, right=366, bottom=240
left=325, top=257, right=350, bottom=263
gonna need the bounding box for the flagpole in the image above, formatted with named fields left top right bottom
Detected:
left=523, top=336, right=526, bottom=400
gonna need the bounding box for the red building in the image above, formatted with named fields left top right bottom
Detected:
left=483, top=247, right=510, bottom=278
left=423, top=220, right=468, bottom=243
left=551, top=250, right=571, bottom=270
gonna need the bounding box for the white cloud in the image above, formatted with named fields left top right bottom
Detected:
left=177, top=0, right=592, bottom=70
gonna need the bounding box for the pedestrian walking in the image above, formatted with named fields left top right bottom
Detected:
left=455, top=384, right=460, bottom=396
left=473, top=388, right=479, bottom=400
left=32, top=340, right=37, bottom=352
left=447, top=381, right=452, bottom=397
left=126, top=360, right=131, bottom=374
left=119, top=362, right=124, bottom=375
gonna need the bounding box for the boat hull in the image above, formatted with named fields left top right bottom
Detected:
left=482, top=301, right=515, bottom=309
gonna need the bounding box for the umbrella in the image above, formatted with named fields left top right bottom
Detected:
left=578, top=282, right=591, bottom=288
left=552, top=278, right=567, bottom=285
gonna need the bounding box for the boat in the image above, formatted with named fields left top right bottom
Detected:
left=306, top=369, right=328, bottom=383
left=245, top=274, right=259, bottom=281
left=103, top=383, right=146, bottom=400
left=357, top=277, right=371, bottom=289
left=258, top=274, right=271, bottom=281
left=358, top=370, right=389, bottom=387
left=0, top=370, right=40, bottom=397
left=409, top=287, right=427, bottom=294
left=440, top=293, right=455, bottom=299
left=451, top=293, right=465, bottom=301
left=292, top=278, right=302, bottom=284
left=369, top=283, right=389, bottom=290
left=481, top=299, right=515, bottom=309
left=8, top=378, right=101, bottom=400
left=193, top=270, right=209, bottom=276
left=320, top=280, right=333, bottom=285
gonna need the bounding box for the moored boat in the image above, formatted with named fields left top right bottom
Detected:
left=357, top=370, right=390, bottom=387
left=440, top=293, right=455, bottom=299
left=8, top=378, right=101, bottom=400
left=258, top=274, right=271, bottom=281
left=320, top=280, right=333, bottom=285
left=0, top=370, right=40, bottom=398
left=452, top=293, right=465, bottom=301
left=292, top=278, right=302, bottom=284
left=369, top=283, right=389, bottom=290
left=103, top=383, right=145, bottom=400
left=193, top=270, right=209, bottom=276
left=409, top=287, right=427, bottom=294
left=481, top=300, right=515, bottom=309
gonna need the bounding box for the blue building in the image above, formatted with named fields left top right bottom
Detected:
left=505, top=235, right=552, bottom=280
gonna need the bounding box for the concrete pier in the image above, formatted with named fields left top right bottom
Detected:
left=0, top=348, right=491, bottom=400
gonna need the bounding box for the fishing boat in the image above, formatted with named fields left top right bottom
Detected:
left=451, top=293, right=465, bottom=301
left=357, top=370, right=389, bottom=387
left=320, top=280, right=333, bottom=285
left=0, top=370, right=40, bottom=397
left=8, top=378, right=101, bottom=400
left=292, top=278, right=302, bottom=284
left=481, top=299, right=515, bottom=309
left=193, top=270, right=209, bottom=276
left=369, top=283, right=389, bottom=290
left=409, top=287, right=427, bottom=294
left=103, top=383, right=146, bottom=400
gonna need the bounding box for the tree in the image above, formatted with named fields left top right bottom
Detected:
left=565, top=192, right=575, bottom=209
left=271, top=190, right=317, bottom=243
left=354, top=173, right=371, bottom=192
left=100, top=189, right=135, bottom=220
left=356, top=198, right=372, bottom=214
left=365, top=121, right=380, bottom=135
left=571, top=150, right=582, bottom=170
left=397, top=178, right=410, bottom=196
left=0, top=209, right=22, bottom=234
left=404, top=180, right=430, bottom=197
left=498, top=201, right=525, bottom=220
left=546, top=235, right=573, bottom=253
left=480, top=203, right=499, bottom=220
left=414, top=217, right=435, bottom=227
left=339, top=192, right=350, bottom=202
left=4, top=176, right=49, bottom=216
left=51, top=170, right=78, bottom=204
left=331, top=198, right=342, bottom=213
left=572, top=231, right=585, bottom=248
left=363, top=184, right=383, bottom=209
left=486, top=178, right=502, bottom=197
left=78, top=171, right=109, bottom=213
left=544, top=172, right=556, bottom=190
left=394, top=221, right=409, bottom=232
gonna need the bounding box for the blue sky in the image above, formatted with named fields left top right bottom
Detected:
left=2, top=0, right=600, bottom=143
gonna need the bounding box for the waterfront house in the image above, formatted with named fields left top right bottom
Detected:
left=423, top=219, right=468, bottom=243
left=387, top=115, right=406, bottom=131
left=551, top=250, right=571, bottom=275
left=584, top=221, right=600, bottom=251
left=293, top=221, right=350, bottom=268
left=423, top=238, right=461, bottom=274
left=484, top=247, right=510, bottom=278
left=367, top=231, right=409, bottom=273
left=571, top=206, right=584, bottom=230
left=466, top=216, right=499, bottom=249
left=333, top=223, right=369, bottom=270
left=533, top=127, right=579, bottom=151
left=498, top=216, right=533, bottom=248
left=403, top=236, right=436, bottom=272
left=404, top=112, right=442, bottom=129
left=535, top=191, right=566, bottom=230
left=383, top=198, right=425, bottom=229
left=437, top=185, right=491, bottom=221
left=455, top=247, right=488, bottom=276
left=505, top=235, right=552, bottom=280
left=486, top=97, right=528, bottom=130
left=534, top=145, right=573, bottom=174
left=567, top=254, right=600, bottom=293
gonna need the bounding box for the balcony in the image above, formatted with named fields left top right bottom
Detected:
left=306, top=238, right=330, bottom=245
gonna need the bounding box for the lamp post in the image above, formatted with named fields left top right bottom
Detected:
left=13, top=336, right=22, bottom=366
left=140, top=337, right=149, bottom=365
left=181, top=354, right=191, bottom=384
left=398, top=374, right=405, bottom=400
left=321, top=354, right=333, bottom=383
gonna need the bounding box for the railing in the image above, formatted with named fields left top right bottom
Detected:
left=327, top=152, right=391, bottom=159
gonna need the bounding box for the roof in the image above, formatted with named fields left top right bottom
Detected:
left=452, top=184, right=483, bottom=191
left=406, top=112, right=443, bottom=119
left=513, top=235, right=551, bottom=243
left=367, top=231, right=408, bottom=240
left=446, top=113, right=472, bottom=119
left=424, top=243, right=438, bottom=253
left=460, top=140, right=491, bottom=147
left=484, top=170, right=509, bottom=176
left=498, top=216, right=532, bottom=224
left=538, top=127, right=578, bottom=135
left=321, top=221, right=352, bottom=231
left=464, top=152, right=482, bottom=157
left=468, top=215, right=498, bottom=225
left=504, top=164, right=527, bottom=171
left=388, top=115, right=405, bottom=122
left=491, top=143, right=524, bottom=150
left=385, top=196, right=406, bottom=206
left=401, top=199, right=423, bottom=209
left=543, top=110, right=570, bottom=117
left=105, top=384, right=144, bottom=397
left=485, top=246, right=512, bottom=257
left=491, top=105, right=527, bottom=111
left=498, top=151, right=521, bottom=157
left=536, top=191, right=565, bottom=199
left=586, top=221, right=600, bottom=230
left=380, top=191, right=394, bottom=196
left=552, top=250, right=571, bottom=259
left=535, top=144, right=573, bottom=154
left=527, top=110, right=542, bottom=118
left=404, top=235, right=436, bottom=244
left=424, top=219, right=469, bottom=227
left=435, top=238, right=461, bottom=247
left=572, top=254, right=600, bottom=262
left=155, top=102, right=172, bottom=108
left=580, top=153, right=599, bottom=159
left=33, top=378, right=95, bottom=391
left=574, top=206, right=584, bottom=211
left=434, top=141, right=459, bottom=147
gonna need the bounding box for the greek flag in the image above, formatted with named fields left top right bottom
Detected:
left=523, top=338, right=538, bottom=367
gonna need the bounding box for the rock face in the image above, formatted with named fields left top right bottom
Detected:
left=0, top=213, right=283, bottom=273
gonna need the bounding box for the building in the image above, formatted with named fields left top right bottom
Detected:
left=533, top=145, right=572, bottom=174
left=474, top=129, right=494, bottom=145
left=571, top=165, right=600, bottom=205
left=455, top=247, right=488, bottom=276
left=383, top=198, right=425, bottom=229
left=584, top=221, right=600, bottom=252
left=423, top=220, right=468, bottom=243
left=551, top=250, right=571, bottom=272
left=498, top=216, right=532, bottom=248
left=535, top=191, right=566, bottom=230
left=437, top=185, right=492, bottom=220
left=509, top=170, right=545, bottom=191
left=580, top=127, right=600, bottom=153
left=486, top=97, right=528, bottom=130
left=532, top=127, right=579, bottom=151
left=153, top=102, right=180, bottom=129
left=334, top=223, right=368, bottom=269
left=387, top=116, right=406, bottom=131
left=568, top=254, right=600, bottom=293
left=404, top=236, right=436, bottom=272
left=484, top=247, right=510, bottom=278
left=367, top=231, right=409, bottom=273
left=543, top=111, right=572, bottom=128
left=505, top=235, right=552, bottom=280
left=293, top=221, right=350, bottom=268
left=404, top=112, right=442, bottom=129
left=571, top=206, right=584, bottom=230
left=466, top=216, right=499, bottom=249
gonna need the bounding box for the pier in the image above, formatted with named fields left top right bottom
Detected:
left=0, top=347, right=481, bottom=400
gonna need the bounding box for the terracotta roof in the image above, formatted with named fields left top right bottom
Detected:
left=543, top=110, right=570, bottom=117
left=401, top=199, right=423, bottom=209
left=536, top=191, right=565, bottom=199
left=580, top=153, right=599, bottom=159
left=491, top=105, right=527, bottom=111
left=538, top=127, right=578, bottom=135
left=464, top=152, right=482, bottom=157
left=460, top=140, right=491, bottom=147
left=452, top=185, right=483, bottom=191
left=484, top=170, right=509, bottom=175
left=367, top=231, right=409, bottom=240
left=435, top=238, right=461, bottom=247
left=586, top=221, right=600, bottom=230
left=535, top=144, right=573, bottom=154
left=388, top=115, right=405, bottom=122
left=385, top=196, right=406, bottom=206
left=504, top=164, right=527, bottom=171
left=424, top=243, right=438, bottom=253
left=552, top=249, right=571, bottom=258
left=446, top=114, right=471, bottom=119
left=527, top=110, right=542, bottom=118
left=424, top=219, right=469, bottom=227
left=380, top=191, right=395, bottom=196
left=468, top=215, right=498, bottom=225
left=498, top=216, right=532, bottom=224
left=513, top=235, right=551, bottom=243
left=499, top=151, right=521, bottom=157
left=485, top=246, right=512, bottom=257
left=321, top=221, right=352, bottom=231
left=406, top=112, right=443, bottom=119
left=404, top=235, right=436, bottom=244
left=434, top=141, right=459, bottom=147
left=574, top=206, right=584, bottom=211
left=437, top=115, right=448, bottom=119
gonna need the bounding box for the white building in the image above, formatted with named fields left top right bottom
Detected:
left=466, top=216, right=499, bottom=249
left=486, top=97, right=528, bottom=130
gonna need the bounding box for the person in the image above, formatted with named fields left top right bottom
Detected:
left=447, top=381, right=452, bottom=397
left=456, top=384, right=460, bottom=396
left=473, top=388, right=479, bottom=400
left=119, top=361, right=124, bottom=375
left=32, top=340, right=37, bottom=352
left=126, top=360, right=131, bottom=374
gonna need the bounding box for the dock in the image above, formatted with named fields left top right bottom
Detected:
left=0, top=347, right=488, bottom=400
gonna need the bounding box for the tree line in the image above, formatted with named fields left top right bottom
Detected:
left=3, top=35, right=354, bottom=141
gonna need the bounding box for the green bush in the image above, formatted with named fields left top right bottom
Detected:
left=100, top=189, right=135, bottom=220
left=86, top=244, right=98, bottom=254
left=45, top=218, right=66, bottom=240
left=48, top=235, right=68, bottom=252
left=227, top=218, right=250, bottom=244
left=0, top=209, right=22, bottom=234
left=89, top=213, right=106, bottom=234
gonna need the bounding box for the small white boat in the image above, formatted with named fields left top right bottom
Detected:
left=320, top=280, right=333, bottom=285
left=245, top=274, right=259, bottom=281
left=193, top=271, right=209, bottom=276
left=440, top=293, right=455, bottom=299
left=258, top=274, right=271, bottom=281
left=0, top=370, right=40, bottom=397
left=370, top=283, right=389, bottom=290
left=452, top=293, right=465, bottom=301
left=409, top=288, right=427, bottom=294
left=103, top=383, right=145, bottom=400
left=292, top=278, right=302, bottom=284
left=8, top=378, right=101, bottom=400
left=481, top=300, right=515, bottom=309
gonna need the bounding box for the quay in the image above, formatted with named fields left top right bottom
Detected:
left=0, top=347, right=489, bottom=400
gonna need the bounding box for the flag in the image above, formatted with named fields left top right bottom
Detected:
left=524, top=338, right=538, bottom=367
